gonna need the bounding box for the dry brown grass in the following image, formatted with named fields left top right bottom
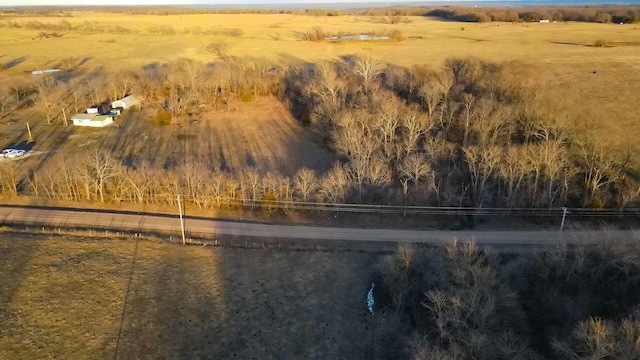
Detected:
left=108, top=97, right=334, bottom=175
left=1, top=13, right=639, bottom=70
left=0, top=96, right=335, bottom=177
left=0, top=234, right=382, bottom=359
left=1, top=12, right=639, bottom=169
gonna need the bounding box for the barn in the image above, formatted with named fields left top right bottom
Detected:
left=71, top=114, right=114, bottom=127
left=111, top=95, right=138, bottom=109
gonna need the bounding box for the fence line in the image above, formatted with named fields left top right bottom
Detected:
left=3, top=194, right=640, bottom=219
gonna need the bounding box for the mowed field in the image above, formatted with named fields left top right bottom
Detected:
left=0, top=234, right=383, bottom=359
left=1, top=12, right=640, bottom=168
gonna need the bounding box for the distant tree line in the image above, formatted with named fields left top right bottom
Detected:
left=426, top=5, right=640, bottom=23
left=2, top=5, right=638, bottom=23
left=0, top=55, right=639, bottom=212
left=0, top=19, right=243, bottom=37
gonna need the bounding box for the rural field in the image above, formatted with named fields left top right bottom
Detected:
left=3, top=231, right=640, bottom=359
left=2, top=7, right=640, bottom=360
left=0, top=9, right=639, bottom=216
left=1, top=12, right=639, bottom=159
left=0, top=234, right=385, bottom=359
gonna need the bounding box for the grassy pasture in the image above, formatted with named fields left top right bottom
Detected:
left=0, top=234, right=382, bottom=359
left=1, top=14, right=640, bottom=69
left=1, top=12, right=639, bottom=170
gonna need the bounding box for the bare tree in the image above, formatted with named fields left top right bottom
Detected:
left=402, top=104, right=433, bottom=155
left=354, top=55, right=385, bottom=92
left=347, top=156, right=368, bottom=203
left=319, top=163, right=349, bottom=204
left=333, top=111, right=380, bottom=161
left=462, top=93, right=475, bottom=147
left=615, top=175, right=640, bottom=210
left=380, top=243, right=416, bottom=312
left=77, top=150, right=122, bottom=203
left=463, top=145, right=500, bottom=207
left=84, top=76, right=105, bottom=105
left=207, top=40, right=230, bottom=58
left=34, top=76, right=63, bottom=124
left=419, top=80, right=445, bottom=120
left=399, top=153, right=434, bottom=206
left=419, top=240, right=534, bottom=359
left=0, top=162, right=22, bottom=196
left=497, top=146, right=529, bottom=208
left=0, top=86, right=13, bottom=119
left=374, top=92, right=403, bottom=160
left=312, top=61, right=346, bottom=108
left=69, top=78, right=89, bottom=113
left=293, top=167, right=317, bottom=202
left=538, top=139, right=569, bottom=207
left=579, top=140, right=616, bottom=207
left=366, top=156, right=393, bottom=201
left=176, top=58, right=206, bottom=106
left=552, top=316, right=640, bottom=360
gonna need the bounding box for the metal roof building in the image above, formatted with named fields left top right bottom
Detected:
left=71, top=114, right=114, bottom=127
left=111, top=95, right=138, bottom=109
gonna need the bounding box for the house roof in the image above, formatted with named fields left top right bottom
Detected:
left=93, top=115, right=113, bottom=121
left=113, top=95, right=136, bottom=103
left=71, top=114, right=96, bottom=120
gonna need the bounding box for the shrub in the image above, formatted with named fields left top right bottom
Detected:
left=228, top=28, right=243, bottom=37
left=261, top=191, right=277, bottom=214
left=588, top=196, right=604, bottom=209
left=592, top=39, right=611, bottom=47
left=302, top=26, right=325, bottom=41
left=206, top=40, right=229, bottom=57
left=389, top=29, right=404, bottom=41
left=239, top=88, right=254, bottom=102
left=155, top=109, right=171, bottom=126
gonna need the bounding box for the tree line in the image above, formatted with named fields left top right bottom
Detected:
left=0, top=19, right=243, bottom=38
left=426, top=5, right=640, bottom=23
left=3, top=5, right=638, bottom=23
left=0, top=55, right=638, bottom=212
left=377, top=240, right=640, bottom=359
left=285, top=56, right=639, bottom=209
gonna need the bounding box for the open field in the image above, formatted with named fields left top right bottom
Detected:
left=0, top=11, right=639, bottom=213
left=0, top=234, right=383, bottom=359
left=2, top=13, right=640, bottom=69
left=0, top=96, right=334, bottom=176
left=3, top=230, right=640, bottom=359
left=1, top=13, right=639, bottom=164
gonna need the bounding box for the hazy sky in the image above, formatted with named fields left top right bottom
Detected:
left=4, top=0, right=434, bottom=6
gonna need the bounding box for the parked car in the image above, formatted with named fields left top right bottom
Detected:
left=4, top=149, right=25, bottom=159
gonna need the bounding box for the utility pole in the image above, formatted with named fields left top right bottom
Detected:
left=26, top=122, right=32, bottom=141
left=62, top=107, right=68, bottom=126
left=177, top=194, right=186, bottom=245
left=560, top=207, right=569, bottom=232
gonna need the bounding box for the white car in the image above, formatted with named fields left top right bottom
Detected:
left=4, top=149, right=25, bottom=159
left=1, top=149, right=14, bottom=157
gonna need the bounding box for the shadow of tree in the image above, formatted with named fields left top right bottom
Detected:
left=4, top=57, right=27, bottom=69
left=0, top=236, right=39, bottom=319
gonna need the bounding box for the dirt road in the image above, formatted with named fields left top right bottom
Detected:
left=0, top=205, right=635, bottom=245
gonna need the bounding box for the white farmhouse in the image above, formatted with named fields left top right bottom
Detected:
left=71, top=114, right=114, bottom=127
left=111, top=95, right=138, bottom=109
